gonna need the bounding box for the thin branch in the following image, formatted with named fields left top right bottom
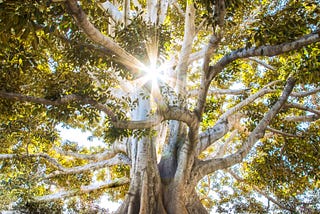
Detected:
left=284, top=114, right=320, bottom=122
left=0, top=91, right=117, bottom=121
left=214, top=130, right=238, bottom=158
left=192, top=77, right=295, bottom=183
left=0, top=153, right=65, bottom=171
left=34, top=177, right=129, bottom=202
left=123, top=0, right=130, bottom=26
left=248, top=57, right=276, bottom=71
left=218, top=81, right=280, bottom=122
left=65, top=0, right=144, bottom=72
left=173, top=1, right=185, bottom=17
left=54, top=141, right=126, bottom=161
left=188, top=50, right=205, bottom=64
left=226, top=169, right=296, bottom=212
left=0, top=152, right=130, bottom=179
left=290, top=87, right=320, bottom=97
left=266, top=126, right=303, bottom=138
left=132, top=0, right=142, bottom=11
left=46, top=153, right=131, bottom=179
left=284, top=103, right=320, bottom=115
left=189, top=88, right=250, bottom=97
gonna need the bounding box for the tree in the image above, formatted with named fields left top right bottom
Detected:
left=0, top=0, right=319, bottom=213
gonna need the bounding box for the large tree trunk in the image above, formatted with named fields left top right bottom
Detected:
left=116, top=118, right=207, bottom=214
left=116, top=134, right=207, bottom=214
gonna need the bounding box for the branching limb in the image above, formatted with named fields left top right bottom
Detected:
left=0, top=151, right=130, bottom=179
left=34, top=177, right=129, bottom=202
left=46, top=153, right=131, bottom=179
left=194, top=29, right=313, bottom=121
left=208, top=32, right=320, bottom=81
left=218, top=80, right=280, bottom=122
left=0, top=91, right=118, bottom=121
left=195, top=81, right=279, bottom=156
left=191, top=77, right=295, bottom=184
left=65, top=0, right=144, bottom=71
left=0, top=90, right=198, bottom=130
left=225, top=169, right=296, bottom=212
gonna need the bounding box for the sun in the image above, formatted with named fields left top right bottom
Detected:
left=141, top=63, right=164, bottom=84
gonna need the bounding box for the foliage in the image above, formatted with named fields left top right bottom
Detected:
left=0, top=0, right=319, bottom=213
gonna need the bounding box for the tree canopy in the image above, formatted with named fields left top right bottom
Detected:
left=0, top=0, right=319, bottom=213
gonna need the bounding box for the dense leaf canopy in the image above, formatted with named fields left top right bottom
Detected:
left=0, top=0, right=319, bottom=213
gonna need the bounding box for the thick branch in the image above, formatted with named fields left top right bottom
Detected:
left=192, top=77, right=295, bottom=183
left=65, top=0, right=144, bottom=71
left=34, top=177, right=129, bottom=202
left=115, top=114, right=163, bottom=129
left=195, top=120, right=229, bottom=156
left=98, top=1, right=124, bottom=23
left=214, top=0, right=226, bottom=29
left=208, top=32, right=320, bottom=81
left=175, top=1, right=196, bottom=94
left=0, top=152, right=130, bottom=179
left=203, top=35, right=221, bottom=74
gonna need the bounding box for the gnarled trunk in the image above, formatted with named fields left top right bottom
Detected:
left=116, top=136, right=207, bottom=214
left=116, top=119, right=207, bottom=214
